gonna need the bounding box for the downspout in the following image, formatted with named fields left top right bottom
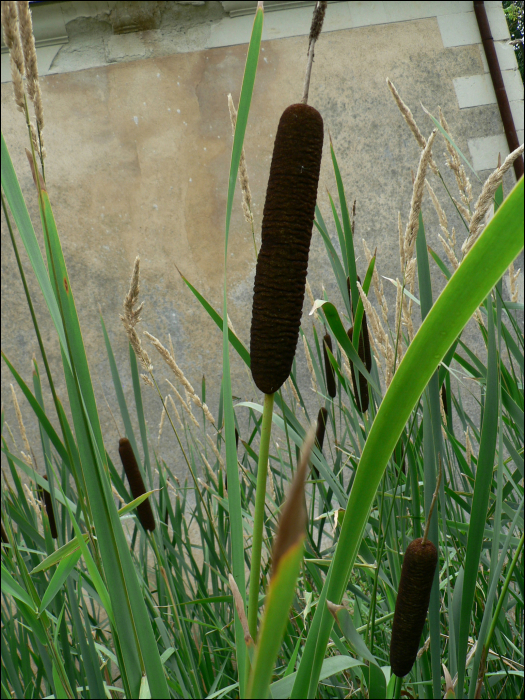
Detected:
left=474, top=0, right=524, bottom=179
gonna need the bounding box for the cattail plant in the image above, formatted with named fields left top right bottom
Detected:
left=38, top=475, right=58, bottom=539
left=389, top=467, right=441, bottom=678
left=247, top=1, right=326, bottom=641
left=118, top=438, right=156, bottom=532
left=323, top=334, right=336, bottom=398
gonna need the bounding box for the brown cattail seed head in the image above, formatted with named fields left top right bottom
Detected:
left=323, top=334, right=337, bottom=398
left=390, top=537, right=438, bottom=677
left=313, top=407, right=328, bottom=478
left=1, top=521, right=8, bottom=545
left=347, top=326, right=369, bottom=413
left=38, top=476, right=58, bottom=539
left=250, top=104, right=324, bottom=394
left=118, top=438, right=156, bottom=531
left=441, top=383, right=448, bottom=417
left=361, top=312, right=372, bottom=372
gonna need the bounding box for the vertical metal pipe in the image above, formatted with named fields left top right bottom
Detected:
left=474, top=1, right=524, bottom=179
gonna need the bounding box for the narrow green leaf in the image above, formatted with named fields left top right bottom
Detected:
left=222, top=6, right=264, bottom=694
left=330, top=140, right=359, bottom=314
left=456, top=292, right=499, bottom=698
left=38, top=550, right=82, bottom=614
left=248, top=540, right=305, bottom=699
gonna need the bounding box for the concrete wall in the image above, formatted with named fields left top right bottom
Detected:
left=2, top=1, right=523, bottom=484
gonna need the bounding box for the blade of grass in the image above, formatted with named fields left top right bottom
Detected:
left=329, top=138, right=359, bottom=315
left=415, top=211, right=442, bottom=697
left=222, top=5, right=264, bottom=694
left=456, top=290, right=499, bottom=698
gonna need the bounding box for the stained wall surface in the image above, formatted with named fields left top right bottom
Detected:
left=1, top=2, right=522, bottom=485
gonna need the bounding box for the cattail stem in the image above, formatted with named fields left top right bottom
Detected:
left=301, top=1, right=327, bottom=105
left=248, top=391, right=275, bottom=640
left=393, top=674, right=403, bottom=699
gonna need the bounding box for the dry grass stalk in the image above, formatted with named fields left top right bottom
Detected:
left=463, top=144, right=525, bottom=257
left=508, top=261, right=521, bottom=303
left=439, top=107, right=472, bottom=210
left=452, top=196, right=471, bottom=224
left=201, top=454, right=219, bottom=489
left=144, top=331, right=216, bottom=426
left=385, top=341, right=395, bottom=388
left=158, top=396, right=169, bottom=443
left=402, top=292, right=415, bottom=343
left=425, top=179, right=448, bottom=233
left=206, top=434, right=225, bottom=469
left=10, top=384, right=32, bottom=466
left=120, top=257, right=153, bottom=373
left=426, top=176, right=459, bottom=271
left=1, top=0, right=25, bottom=112
left=167, top=394, right=184, bottom=431
left=386, top=78, right=438, bottom=175
left=404, top=130, right=437, bottom=261
left=184, top=390, right=200, bottom=427
left=362, top=239, right=388, bottom=323
left=286, top=377, right=304, bottom=413
left=24, top=483, right=41, bottom=527
left=111, top=483, right=125, bottom=504
left=439, top=234, right=459, bottom=271
left=228, top=93, right=254, bottom=229
left=17, top=0, right=43, bottom=145
left=356, top=282, right=389, bottom=360
left=141, top=373, right=154, bottom=387
left=393, top=278, right=405, bottom=370
left=303, top=335, right=318, bottom=393
left=228, top=574, right=253, bottom=646
left=165, top=379, right=199, bottom=428
left=3, top=421, right=18, bottom=449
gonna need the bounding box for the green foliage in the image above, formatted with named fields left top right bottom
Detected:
left=503, top=0, right=524, bottom=82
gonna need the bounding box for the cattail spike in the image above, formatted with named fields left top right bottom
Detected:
left=38, top=476, right=58, bottom=539
left=323, top=334, right=337, bottom=398
left=118, top=438, right=156, bottom=531
left=313, top=407, right=328, bottom=478
left=441, top=383, right=448, bottom=417
left=390, top=537, right=438, bottom=677
left=250, top=104, right=323, bottom=394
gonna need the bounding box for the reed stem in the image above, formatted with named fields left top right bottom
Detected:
left=248, top=391, right=275, bottom=640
